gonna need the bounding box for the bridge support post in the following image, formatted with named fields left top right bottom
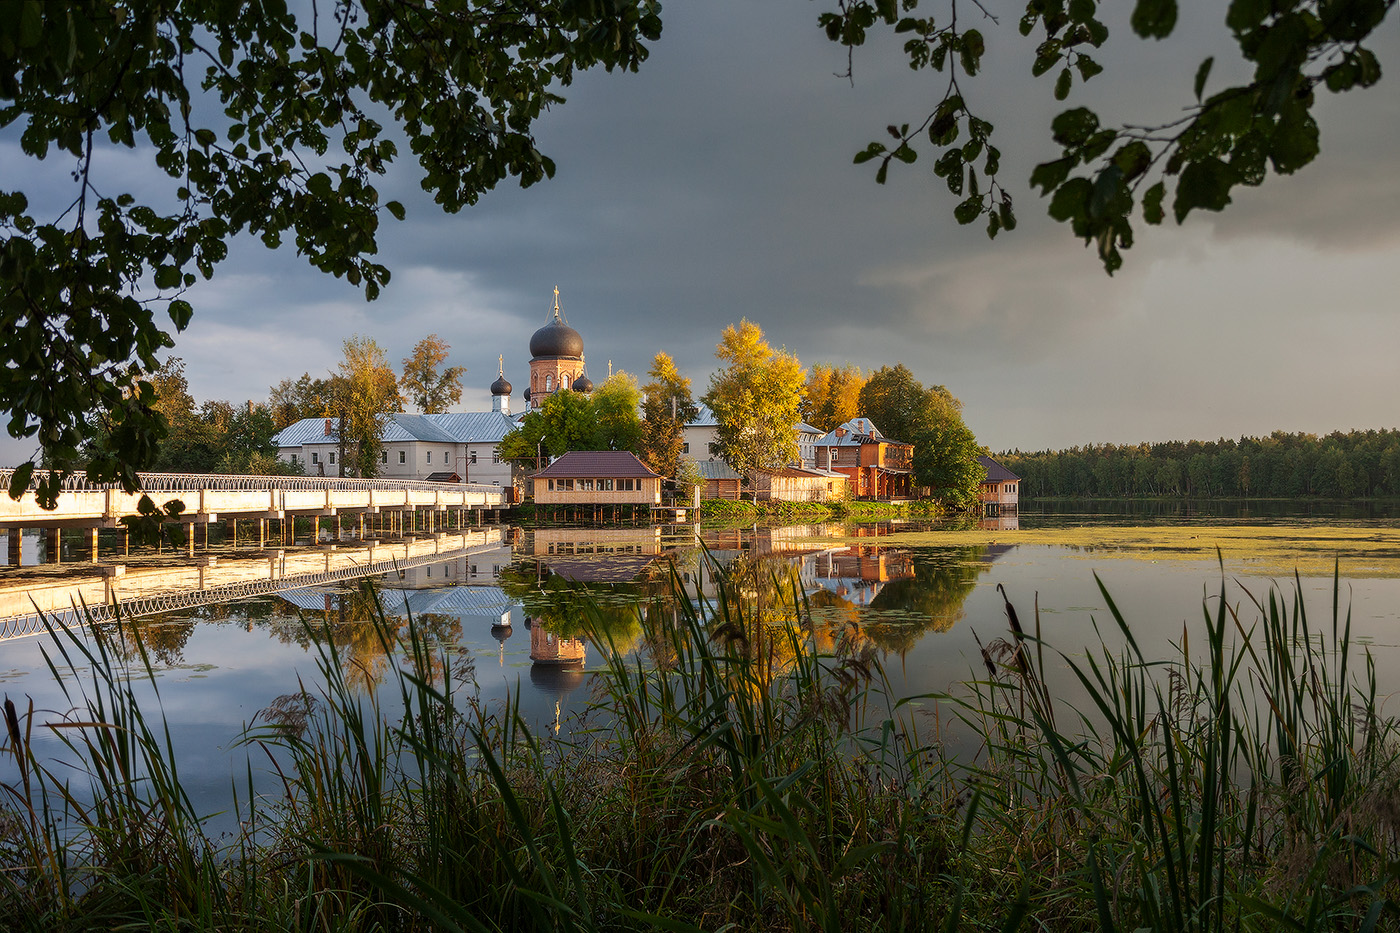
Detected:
left=7, top=529, right=21, bottom=567
left=258, top=519, right=266, bottom=548
left=46, top=528, right=61, bottom=564
left=186, top=524, right=195, bottom=557
left=89, top=528, right=99, bottom=563
left=227, top=519, right=238, bottom=549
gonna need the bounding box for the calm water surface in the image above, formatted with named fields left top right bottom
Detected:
left=3, top=504, right=1399, bottom=820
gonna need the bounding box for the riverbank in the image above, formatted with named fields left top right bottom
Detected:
left=699, top=497, right=943, bottom=523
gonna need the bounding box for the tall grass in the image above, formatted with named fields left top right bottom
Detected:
left=2, top=565, right=1399, bottom=930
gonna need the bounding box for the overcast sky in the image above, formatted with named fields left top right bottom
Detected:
left=5, top=1, right=1398, bottom=466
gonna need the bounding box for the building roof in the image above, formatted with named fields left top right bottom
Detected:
left=796, top=421, right=824, bottom=436
left=529, top=307, right=584, bottom=359
left=978, top=455, right=1020, bottom=484
left=429, top=411, right=517, bottom=443
left=385, top=414, right=460, bottom=444
left=814, top=418, right=911, bottom=448
left=695, top=460, right=743, bottom=480
left=274, top=411, right=517, bottom=449
left=534, top=450, right=662, bottom=479
left=686, top=402, right=718, bottom=427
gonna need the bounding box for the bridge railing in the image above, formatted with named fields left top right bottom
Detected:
left=0, top=470, right=507, bottom=498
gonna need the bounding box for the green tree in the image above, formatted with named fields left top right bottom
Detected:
left=914, top=416, right=985, bottom=511
left=590, top=371, right=644, bottom=452
left=639, top=351, right=698, bottom=477
left=330, top=336, right=401, bottom=478
left=702, top=321, right=806, bottom=478
left=829, top=0, right=1392, bottom=272
left=0, top=0, right=661, bottom=505
left=269, top=373, right=335, bottom=430
left=400, top=335, right=466, bottom=414
left=857, top=364, right=931, bottom=443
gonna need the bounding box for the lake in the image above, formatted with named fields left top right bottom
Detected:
left=3, top=501, right=1399, bottom=825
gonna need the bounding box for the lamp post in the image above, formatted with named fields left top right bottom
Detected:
left=536, top=435, right=547, bottom=471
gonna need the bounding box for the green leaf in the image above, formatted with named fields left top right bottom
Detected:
left=7, top=463, right=34, bottom=501
left=193, top=128, right=217, bottom=148
left=1113, top=141, right=1152, bottom=180
left=1226, top=0, right=1270, bottom=33
left=1131, top=0, right=1178, bottom=39
left=1048, top=177, right=1092, bottom=223
left=1055, top=68, right=1073, bottom=100
left=1269, top=100, right=1319, bottom=174
left=1142, top=181, right=1166, bottom=224
left=853, top=142, right=887, bottom=165
left=385, top=200, right=406, bottom=221
left=1051, top=108, right=1099, bottom=147
left=1074, top=56, right=1104, bottom=81
left=168, top=299, right=193, bottom=330
left=1030, top=157, right=1075, bottom=195
left=154, top=265, right=181, bottom=290
left=1194, top=56, right=1214, bottom=101
left=1173, top=157, right=1235, bottom=223
left=954, top=196, right=982, bottom=225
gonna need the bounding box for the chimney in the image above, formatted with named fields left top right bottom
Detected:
left=835, top=427, right=847, bottom=439
left=324, top=418, right=332, bottom=436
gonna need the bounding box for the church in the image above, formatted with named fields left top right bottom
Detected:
left=272, top=288, right=595, bottom=485
left=522, top=286, right=593, bottom=408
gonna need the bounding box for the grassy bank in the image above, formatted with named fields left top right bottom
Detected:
left=700, top=496, right=942, bottom=523
left=3, top=569, right=1399, bottom=930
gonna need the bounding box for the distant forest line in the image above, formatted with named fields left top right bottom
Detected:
left=999, top=430, right=1400, bottom=499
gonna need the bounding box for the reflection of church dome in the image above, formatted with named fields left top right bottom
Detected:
left=490, top=623, right=512, bottom=644
left=529, top=310, right=584, bottom=360
left=571, top=373, right=593, bottom=393
left=491, top=373, right=512, bottom=396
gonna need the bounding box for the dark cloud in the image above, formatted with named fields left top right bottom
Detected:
left=3, top=0, right=1397, bottom=465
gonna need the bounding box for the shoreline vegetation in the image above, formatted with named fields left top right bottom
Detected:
left=4, top=564, right=1400, bottom=931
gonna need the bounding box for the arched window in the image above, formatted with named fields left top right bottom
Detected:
left=545, top=374, right=554, bottom=391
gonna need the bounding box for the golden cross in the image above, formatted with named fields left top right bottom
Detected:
left=553, top=285, right=560, bottom=314
left=498, top=354, right=504, bottom=374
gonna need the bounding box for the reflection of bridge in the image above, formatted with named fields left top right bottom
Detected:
left=0, top=529, right=506, bottom=642
left=0, top=472, right=511, bottom=566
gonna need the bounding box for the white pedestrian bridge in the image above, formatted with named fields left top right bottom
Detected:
left=0, top=471, right=513, bottom=565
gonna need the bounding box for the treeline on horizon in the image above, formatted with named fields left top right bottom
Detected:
left=1000, top=429, right=1400, bottom=499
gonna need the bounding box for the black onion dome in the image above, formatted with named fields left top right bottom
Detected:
left=529, top=310, right=584, bottom=359
left=491, top=373, right=512, bottom=396
left=571, top=374, right=593, bottom=393
left=523, top=386, right=531, bottom=402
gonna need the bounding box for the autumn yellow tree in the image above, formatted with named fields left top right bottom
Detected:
left=400, top=335, right=466, bottom=414
left=702, top=321, right=805, bottom=480
left=639, top=351, right=699, bottom=477
left=331, top=336, right=403, bottom=478
left=802, top=363, right=865, bottom=432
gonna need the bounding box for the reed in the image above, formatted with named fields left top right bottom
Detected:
left=1, top=562, right=1397, bottom=931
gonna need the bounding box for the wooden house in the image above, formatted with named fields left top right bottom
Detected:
left=813, top=418, right=914, bottom=500
left=750, top=466, right=849, bottom=502
left=531, top=451, right=662, bottom=506
left=696, top=460, right=743, bottom=500
left=977, top=455, right=1020, bottom=515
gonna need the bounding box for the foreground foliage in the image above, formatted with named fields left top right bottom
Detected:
left=3, top=566, right=1400, bottom=930
left=0, top=0, right=661, bottom=503
left=830, top=0, right=1394, bottom=272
